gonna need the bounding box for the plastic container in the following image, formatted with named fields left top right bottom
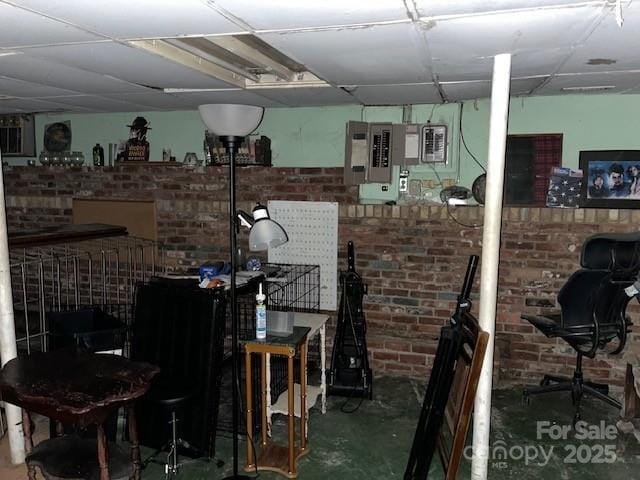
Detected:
left=255, top=283, right=266, bottom=340
left=47, top=307, right=126, bottom=353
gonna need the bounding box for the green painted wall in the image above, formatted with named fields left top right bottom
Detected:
left=9, top=93, right=640, bottom=202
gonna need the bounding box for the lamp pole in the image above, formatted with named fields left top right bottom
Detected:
left=221, top=135, right=252, bottom=480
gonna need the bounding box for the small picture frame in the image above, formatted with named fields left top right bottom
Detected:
left=579, top=150, right=640, bottom=208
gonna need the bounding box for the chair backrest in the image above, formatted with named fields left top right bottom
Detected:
left=557, top=269, right=611, bottom=329
left=581, top=232, right=640, bottom=270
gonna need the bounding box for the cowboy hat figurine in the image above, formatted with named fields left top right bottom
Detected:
left=124, top=116, right=151, bottom=162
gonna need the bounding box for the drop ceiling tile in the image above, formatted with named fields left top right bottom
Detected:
left=5, top=0, right=245, bottom=40
left=424, top=5, right=603, bottom=81
left=34, top=95, right=153, bottom=112
left=170, top=90, right=283, bottom=108
left=260, top=23, right=432, bottom=85
left=536, top=72, right=640, bottom=95
left=414, top=0, right=606, bottom=18
left=0, top=76, right=77, bottom=97
left=441, top=77, right=547, bottom=101
left=434, top=48, right=573, bottom=82
left=0, top=97, right=86, bottom=113
left=349, top=83, right=441, bottom=105
left=0, top=54, right=150, bottom=94
left=559, top=2, right=640, bottom=73
left=24, top=42, right=236, bottom=90
left=0, top=3, right=102, bottom=47
left=254, top=86, right=357, bottom=106
left=214, top=0, right=408, bottom=30
left=101, top=92, right=197, bottom=110
left=0, top=106, right=23, bottom=114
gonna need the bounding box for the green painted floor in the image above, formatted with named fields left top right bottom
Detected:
left=142, top=376, right=640, bottom=479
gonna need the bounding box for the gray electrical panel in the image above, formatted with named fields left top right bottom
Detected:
left=344, top=120, right=448, bottom=185
left=344, top=121, right=368, bottom=185
left=368, top=123, right=395, bottom=183
left=420, top=124, right=448, bottom=164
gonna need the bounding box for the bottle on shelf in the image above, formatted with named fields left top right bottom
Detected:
left=92, top=143, right=105, bottom=166
left=256, top=283, right=267, bottom=340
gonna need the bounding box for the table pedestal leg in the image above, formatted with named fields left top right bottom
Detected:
left=128, top=406, right=141, bottom=480
left=97, top=423, right=110, bottom=480
left=22, top=409, right=36, bottom=480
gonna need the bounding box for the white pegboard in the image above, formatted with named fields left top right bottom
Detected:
left=268, top=200, right=338, bottom=310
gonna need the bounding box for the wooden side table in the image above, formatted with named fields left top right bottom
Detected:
left=0, top=351, right=158, bottom=480
left=243, top=326, right=310, bottom=479
left=267, top=313, right=329, bottom=436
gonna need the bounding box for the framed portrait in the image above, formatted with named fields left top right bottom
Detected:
left=579, top=150, right=640, bottom=208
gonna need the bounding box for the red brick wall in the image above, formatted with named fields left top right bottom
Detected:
left=4, top=165, right=638, bottom=388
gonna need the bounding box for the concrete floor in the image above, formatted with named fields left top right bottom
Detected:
left=145, top=376, right=640, bottom=479
left=2, top=376, right=639, bottom=479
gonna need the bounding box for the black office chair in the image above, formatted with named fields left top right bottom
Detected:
left=522, top=233, right=640, bottom=422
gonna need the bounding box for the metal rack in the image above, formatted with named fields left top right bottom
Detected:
left=9, top=230, right=164, bottom=355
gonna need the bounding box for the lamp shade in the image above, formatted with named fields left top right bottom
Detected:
left=249, top=219, right=288, bottom=251
left=247, top=203, right=288, bottom=251
left=198, top=104, right=264, bottom=136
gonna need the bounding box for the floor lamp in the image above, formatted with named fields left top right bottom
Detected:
left=198, top=104, right=287, bottom=480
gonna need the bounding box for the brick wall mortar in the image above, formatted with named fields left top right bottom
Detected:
left=5, top=165, right=638, bottom=387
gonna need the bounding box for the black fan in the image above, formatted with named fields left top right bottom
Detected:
left=44, top=122, right=71, bottom=152
left=472, top=174, right=486, bottom=205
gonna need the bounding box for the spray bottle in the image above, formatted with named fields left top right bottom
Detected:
left=255, top=282, right=267, bottom=340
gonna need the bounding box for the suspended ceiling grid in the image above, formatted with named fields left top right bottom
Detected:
left=0, top=0, right=637, bottom=113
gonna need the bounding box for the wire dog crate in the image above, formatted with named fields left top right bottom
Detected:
left=263, top=263, right=320, bottom=313
left=218, top=263, right=320, bottom=434
left=8, top=225, right=164, bottom=356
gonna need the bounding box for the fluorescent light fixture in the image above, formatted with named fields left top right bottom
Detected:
left=0, top=52, right=21, bottom=58
left=130, top=35, right=327, bottom=91
left=245, top=72, right=328, bottom=90
left=561, top=85, right=616, bottom=92
left=129, top=39, right=247, bottom=88
left=164, top=38, right=260, bottom=82
left=203, top=36, right=295, bottom=81
left=163, top=88, right=240, bottom=93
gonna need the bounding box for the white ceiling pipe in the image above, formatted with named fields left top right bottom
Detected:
left=471, top=53, right=512, bottom=480
left=0, top=151, right=25, bottom=465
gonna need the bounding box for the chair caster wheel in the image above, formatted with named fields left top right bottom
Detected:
left=573, top=412, right=581, bottom=426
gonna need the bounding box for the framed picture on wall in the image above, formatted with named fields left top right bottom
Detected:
left=579, top=150, right=640, bottom=208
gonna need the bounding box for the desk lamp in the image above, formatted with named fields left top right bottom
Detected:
left=198, top=104, right=287, bottom=480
